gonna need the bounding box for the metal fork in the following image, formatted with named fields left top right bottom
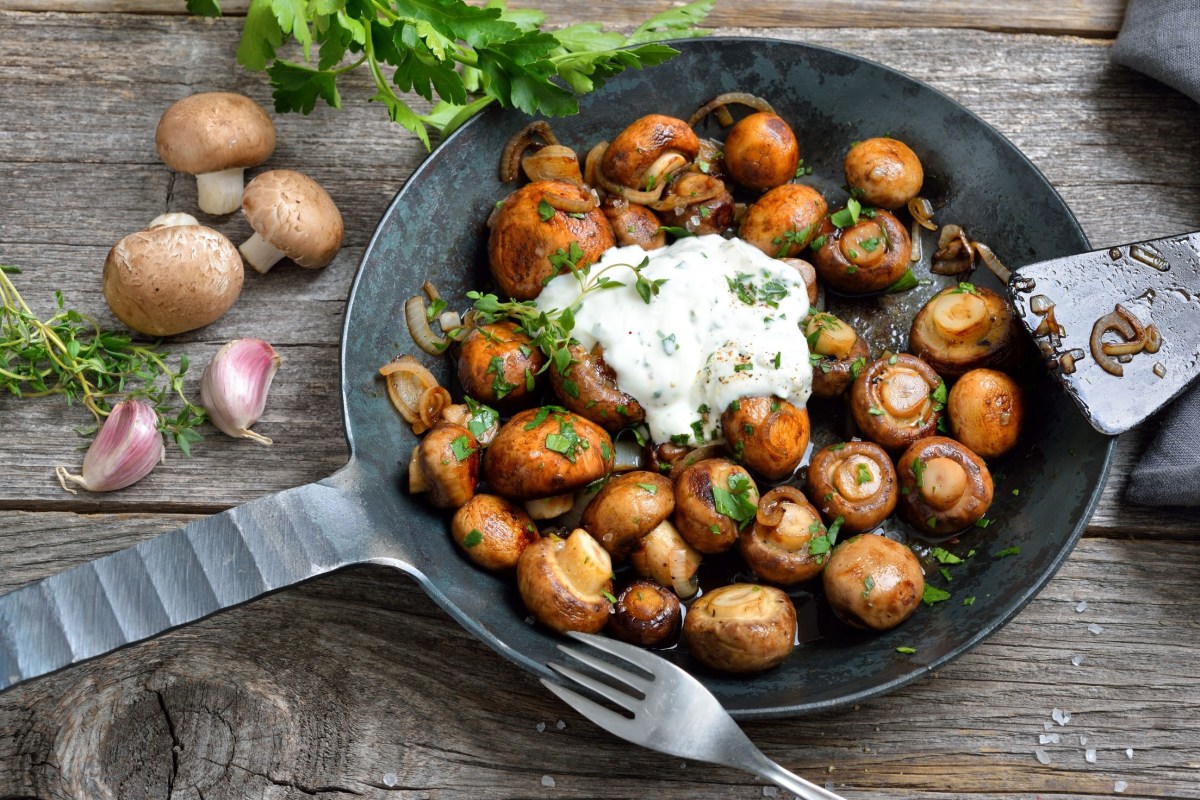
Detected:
left=542, top=632, right=848, bottom=800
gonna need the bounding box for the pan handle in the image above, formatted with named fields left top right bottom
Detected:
left=0, top=470, right=382, bottom=693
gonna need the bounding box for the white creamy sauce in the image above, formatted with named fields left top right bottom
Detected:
left=535, top=235, right=813, bottom=445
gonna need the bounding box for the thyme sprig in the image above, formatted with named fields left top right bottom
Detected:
left=0, top=266, right=207, bottom=454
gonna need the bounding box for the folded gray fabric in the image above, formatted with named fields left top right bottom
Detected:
left=1112, top=0, right=1200, bottom=104
left=1113, top=0, right=1200, bottom=506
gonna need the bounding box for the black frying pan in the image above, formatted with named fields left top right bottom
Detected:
left=0, top=38, right=1113, bottom=718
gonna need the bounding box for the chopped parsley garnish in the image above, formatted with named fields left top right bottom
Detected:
left=601, top=590, right=617, bottom=604
left=771, top=223, right=816, bottom=257
left=975, top=517, right=992, bottom=529
left=426, top=297, right=448, bottom=321
left=810, top=234, right=828, bottom=250
left=911, top=457, right=926, bottom=488
left=929, top=547, right=962, bottom=565
left=856, top=463, right=872, bottom=485
left=860, top=237, right=880, bottom=253
left=896, top=646, right=917, bottom=654
left=939, top=567, right=953, bottom=582
left=926, top=515, right=938, bottom=530
left=773, top=352, right=782, bottom=369
left=463, top=397, right=498, bottom=440
left=862, top=575, right=875, bottom=599
left=525, top=367, right=535, bottom=392
left=868, top=407, right=885, bottom=416
left=544, top=414, right=586, bottom=463
left=712, top=472, right=757, bottom=530
left=849, top=357, right=867, bottom=379
left=537, top=199, right=555, bottom=222
left=830, top=197, right=862, bottom=229
left=885, top=268, right=919, bottom=294
left=733, top=363, right=753, bottom=372
left=463, top=529, right=483, bottom=548
left=658, top=225, right=695, bottom=238
left=950, top=282, right=978, bottom=294
left=830, top=442, right=846, bottom=451
left=994, top=546, right=1021, bottom=558
left=450, top=435, right=476, bottom=461
left=922, top=585, right=951, bottom=605
left=636, top=482, right=658, bottom=494
left=807, top=515, right=844, bottom=559
left=600, top=441, right=612, bottom=460
left=962, top=596, right=976, bottom=606
left=487, top=356, right=517, bottom=400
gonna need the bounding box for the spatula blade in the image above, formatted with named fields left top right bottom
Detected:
left=1007, top=231, right=1200, bottom=435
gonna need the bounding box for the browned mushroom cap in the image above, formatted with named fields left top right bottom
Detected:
left=823, top=533, right=924, bottom=631
left=673, top=458, right=760, bottom=554
left=896, top=436, right=994, bottom=533
left=451, top=494, right=538, bottom=570
left=487, top=180, right=614, bottom=301
left=629, top=519, right=702, bottom=599
left=548, top=344, right=645, bottom=430
left=601, top=114, right=700, bottom=191
left=239, top=170, right=344, bottom=273
left=739, top=184, right=828, bottom=258
left=780, top=258, right=819, bottom=307
left=642, top=441, right=693, bottom=478
left=948, top=368, right=1026, bottom=459
left=409, top=423, right=479, bottom=509
left=517, top=528, right=614, bottom=633
left=810, top=210, right=911, bottom=293
left=723, top=112, right=801, bottom=191
left=581, top=470, right=674, bottom=560
left=850, top=354, right=945, bottom=452
left=653, top=174, right=737, bottom=237
left=806, top=441, right=898, bottom=534
left=843, top=137, right=924, bottom=210
left=740, top=486, right=828, bottom=585
left=909, top=284, right=1021, bottom=378
left=721, top=396, right=810, bottom=481
left=807, top=312, right=870, bottom=399
left=102, top=224, right=243, bottom=336
left=607, top=579, right=682, bottom=648
left=155, top=92, right=276, bottom=215
left=457, top=321, right=545, bottom=412
left=484, top=408, right=614, bottom=500
left=601, top=198, right=666, bottom=250
left=683, top=584, right=797, bottom=673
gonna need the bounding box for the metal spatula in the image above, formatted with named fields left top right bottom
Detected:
left=1006, top=230, right=1200, bottom=435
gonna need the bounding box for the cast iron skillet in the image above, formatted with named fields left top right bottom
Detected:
left=0, top=38, right=1114, bottom=718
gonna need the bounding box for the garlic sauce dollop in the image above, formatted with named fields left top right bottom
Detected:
left=535, top=235, right=813, bottom=444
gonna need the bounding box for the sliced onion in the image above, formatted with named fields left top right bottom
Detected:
left=668, top=444, right=723, bottom=481
left=1144, top=324, right=1162, bottom=353
left=668, top=548, right=700, bottom=599
left=522, top=144, right=582, bottom=184
left=908, top=197, right=936, bottom=231
left=543, top=188, right=596, bottom=214
left=756, top=486, right=809, bottom=528
left=910, top=219, right=924, bottom=263
left=405, top=295, right=449, bottom=355
left=524, top=493, right=575, bottom=520
left=596, top=164, right=668, bottom=204
left=649, top=173, right=725, bottom=212
left=972, top=241, right=1011, bottom=283
left=612, top=439, right=643, bottom=471
left=499, top=120, right=559, bottom=182
left=439, top=310, right=463, bottom=331
left=380, top=355, right=440, bottom=426
left=583, top=141, right=609, bottom=189
left=687, top=92, right=776, bottom=127
left=408, top=447, right=428, bottom=494
left=640, top=152, right=688, bottom=191
left=414, top=385, right=452, bottom=434
left=1090, top=307, right=1141, bottom=377
left=931, top=224, right=974, bottom=275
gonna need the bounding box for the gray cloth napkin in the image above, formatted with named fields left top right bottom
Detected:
left=1113, top=0, right=1200, bottom=506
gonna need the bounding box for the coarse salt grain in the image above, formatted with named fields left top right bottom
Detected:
left=1115, top=780, right=1128, bottom=793
left=1127, top=748, right=1134, bottom=759
left=763, top=788, right=779, bottom=797
left=556, top=720, right=566, bottom=730
left=1080, top=735, right=1089, bottom=746
left=1086, top=749, right=1097, bottom=764
left=382, top=773, right=398, bottom=788
left=541, top=776, right=556, bottom=788
left=536, top=722, right=546, bottom=732
left=1071, top=655, right=1085, bottom=667
left=1034, top=748, right=1051, bottom=765
left=1052, top=708, right=1071, bottom=726
left=1088, top=623, right=1105, bottom=635
left=1040, top=733, right=1061, bottom=745
left=1076, top=600, right=1088, bottom=612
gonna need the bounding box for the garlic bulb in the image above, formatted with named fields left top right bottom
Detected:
left=201, top=338, right=282, bottom=444
left=55, top=398, right=165, bottom=494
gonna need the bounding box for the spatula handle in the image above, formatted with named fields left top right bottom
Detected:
left=0, top=477, right=370, bottom=693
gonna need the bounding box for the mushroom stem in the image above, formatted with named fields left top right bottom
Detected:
left=147, top=212, right=199, bottom=229
left=196, top=167, right=246, bottom=215
left=239, top=231, right=286, bottom=273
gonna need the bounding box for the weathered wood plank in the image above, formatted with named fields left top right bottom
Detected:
left=0, top=0, right=1132, bottom=37
left=2, top=15, right=1198, bottom=537
left=0, top=521, right=1195, bottom=799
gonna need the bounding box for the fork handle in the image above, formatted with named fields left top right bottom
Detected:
left=746, top=752, right=848, bottom=800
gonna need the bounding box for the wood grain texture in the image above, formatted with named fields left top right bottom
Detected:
left=1, top=513, right=1197, bottom=800
left=0, top=0, right=1131, bottom=36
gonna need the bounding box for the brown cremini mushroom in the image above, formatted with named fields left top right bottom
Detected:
left=483, top=408, right=614, bottom=500
left=548, top=344, right=645, bottom=430
left=909, top=284, right=1021, bottom=378
left=823, top=533, right=924, bottom=631
left=607, top=579, right=682, bottom=648
left=843, top=137, right=924, bottom=210
left=739, top=184, right=828, bottom=258
left=723, top=112, right=800, bottom=191
left=102, top=222, right=243, bottom=336
left=580, top=470, right=674, bottom=560
left=155, top=92, right=276, bottom=215
left=673, top=458, right=760, bottom=554
left=517, top=528, right=613, bottom=633
left=654, top=173, right=736, bottom=236
left=239, top=170, right=344, bottom=273
left=896, top=436, right=994, bottom=533
left=451, top=494, right=538, bottom=570
left=602, top=198, right=666, bottom=250
left=629, top=519, right=702, bottom=599
left=721, top=396, right=810, bottom=481
left=740, top=487, right=828, bottom=585
left=806, top=441, right=898, bottom=534
left=947, top=368, right=1026, bottom=458
left=408, top=423, right=479, bottom=509
left=683, top=584, right=797, bottom=673
left=806, top=312, right=870, bottom=398
left=600, top=114, right=700, bottom=192
left=849, top=354, right=945, bottom=452
left=457, top=321, right=545, bottom=412
left=487, top=180, right=614, bottom=301
left=781, top=258, right=820, bottom=307
left=810, top=210, right=911, bottom=293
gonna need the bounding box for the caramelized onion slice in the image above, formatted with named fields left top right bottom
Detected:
left=415, top=385, right=452, bottom=435
left=908, top=197, right=936, bottom=231
left=932, top=224, right=975, bottom=275
left=522, top=144, right=582, bottom=184
left=972, top=241, right=1011, bottom=283
left=499, top=120, right=560, bottom=182
left=380, top=355, right=440, bottom=427
left=405, top=295, right=449, bottom=355
left=687, top=92, right=776, bottom=127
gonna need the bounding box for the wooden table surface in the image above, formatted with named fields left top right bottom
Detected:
left=2, top=1, right=1200, bottom=798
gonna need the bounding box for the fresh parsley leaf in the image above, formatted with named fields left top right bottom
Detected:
left=186, top=0, right=222, bottom=15
left=885, top=268, right=919, bottom=294
left=896, top=646, right=917, bottom=654
left=711, top=472, right=757, bottom=529
left=659, top=225, right=695, bottom=238
left=994, top=546, right=1021, bottom=558
left=922, top=585, right=951, bottom=605
left=636, top=482, right=658, bottom=494
left=464, top=528, right=484, bottom=547
left=450, top=434, right=476, bottom=461
left=538, top=199, right=555, bottom=221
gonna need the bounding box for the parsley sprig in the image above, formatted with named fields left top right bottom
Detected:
left=0, top=267, right=207, bottom=453
left=189, top=0, right=714, bottom=148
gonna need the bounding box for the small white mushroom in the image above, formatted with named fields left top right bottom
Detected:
left=155, top=92, right=276, bottom=215
left=239, top=170, right=344, bottom=273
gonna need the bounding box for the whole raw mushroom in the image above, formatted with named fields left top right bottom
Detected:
left=102, top=219, right=243, bottom=336
left=155, top=92, right=276, bottom=215
left=239, top=170, right=345, bottom=273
